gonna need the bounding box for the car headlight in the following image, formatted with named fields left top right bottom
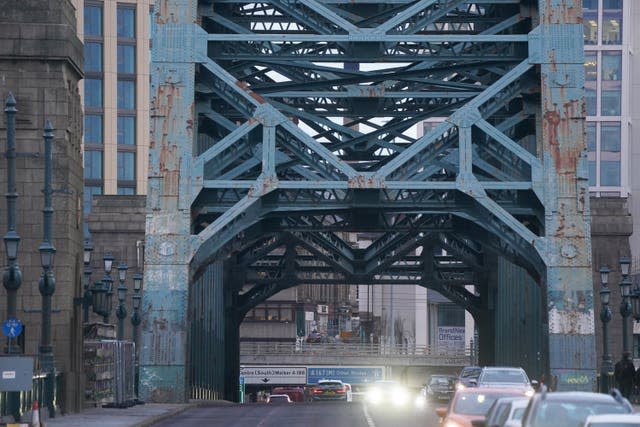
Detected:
left=414, top=395, right=426, bottom=408
left=368, top=388, right=382, bottom=404
left=443, top=421, right=464, bottom=427
left=456, top=383, right=465, bottom=391
left=525, top=389, right=534, bottom=397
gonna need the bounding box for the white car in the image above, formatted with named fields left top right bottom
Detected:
left=343, top=383, right=353, bottom=402
left=582, top=413, right=640, bottom=426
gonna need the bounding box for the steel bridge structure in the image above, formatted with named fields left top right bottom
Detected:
left=141, top=0, right=593, bottom=402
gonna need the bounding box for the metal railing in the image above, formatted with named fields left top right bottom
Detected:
left=0, top=370, right=64, bottom=421
left=240, top=341, right=476, bottom=365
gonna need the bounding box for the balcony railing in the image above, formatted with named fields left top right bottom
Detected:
left=240, top=341, right=476, bottom=366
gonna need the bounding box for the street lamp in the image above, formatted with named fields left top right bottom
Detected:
left=3, top=93, right=22, bottom=356
left=599, top=266, right=613, bottom=393
left=116, top=263, right=128, bottom=340
left=3, top=92, right=23, bottom=422
left=101, top=252, right=114, bottom=323
left=620, top=257, right=632, bottom=353
left=38, top=120, right=57, bottom=417
left=83, top=237, right=94, bottom=323
left=131, top=272, right=142, bottom=402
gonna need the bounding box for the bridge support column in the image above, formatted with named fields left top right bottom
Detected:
left=537, top=0, right=596, bottom=391
left=223, top=283, right=241, bottom=402
left=140, top=0, right=199, bottom=402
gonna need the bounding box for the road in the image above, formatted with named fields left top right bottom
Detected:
left=151, top=400, right=444, bottom=427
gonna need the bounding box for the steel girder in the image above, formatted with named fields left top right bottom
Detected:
left=143, top=0, right=595, bottom=401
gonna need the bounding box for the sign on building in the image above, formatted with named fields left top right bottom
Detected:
left=437, top=326, right=465, bottom=354
left=239, top=366, right=307, bottom=385
left=307, top=366, right=384, bottom=385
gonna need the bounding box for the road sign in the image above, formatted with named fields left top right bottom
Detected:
left=307, top=366, right=384, bottom=385
left=2, top=318, right=22, bottom=338
left=240, top=366, right=307, bottom=385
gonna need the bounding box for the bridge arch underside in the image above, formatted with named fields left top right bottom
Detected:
left=144, top=0, right=595, bottom=403
left=189, top=201, right=547, bottom=401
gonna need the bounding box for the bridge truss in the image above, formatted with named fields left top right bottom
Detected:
left=142, top=0, right=594, bottom=402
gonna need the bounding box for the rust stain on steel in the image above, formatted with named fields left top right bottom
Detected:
left=156, top=0, right=179, bottom=25
left=236, top=80, right=265, bottom=104
left=543, top=0, right=581, bottom=24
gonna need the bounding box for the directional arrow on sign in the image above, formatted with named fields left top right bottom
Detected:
left=261, top=378, right=270, bottom=383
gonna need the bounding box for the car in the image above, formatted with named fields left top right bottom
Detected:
left=435, top=387, right=530, bottom=427
left=519, top=387, right=633, bottom=427
left=456, top=366, right=483, bottom=390
left=475, top=367, right=537, bottom=397
left=312, top=379, right=348, bottom=401
left=272, top=386, right=305, bottom=402
left=343, top=383, right=353, bottom=402
left=306, top=331, right=322, bottom=343
left=582, top=413, right=640, bottom=426
left=366, top=380, right=413, bottom=407
left=266, top=394, right=292, bottom=404
left=424, top=374, right=457, bottom=402
left=476, top=396, right=530, bottom=427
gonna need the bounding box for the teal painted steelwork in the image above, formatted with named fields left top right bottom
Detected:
left=142, top=0, right=595, bottom=401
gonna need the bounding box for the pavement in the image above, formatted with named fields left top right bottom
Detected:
left=2, top=401, right=234, bottom=427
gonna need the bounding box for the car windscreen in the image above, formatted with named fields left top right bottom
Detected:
left=430, top=377, right=453, bottom=386
left=531, top=401, right=630, bottom=427
left=481, top=370, right=527, bottom=383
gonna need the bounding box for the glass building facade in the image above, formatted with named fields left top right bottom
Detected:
left=79, top=0, right=151, bottom=213
left=584, top=0, right=627, bottom=195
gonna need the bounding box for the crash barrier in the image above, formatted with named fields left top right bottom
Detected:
left=0, top=371, right=64, bottom=422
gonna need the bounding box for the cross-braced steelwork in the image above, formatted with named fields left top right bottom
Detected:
left=141, top=0, right=594, bottom=402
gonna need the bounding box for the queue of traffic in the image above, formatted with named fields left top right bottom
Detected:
left=433, top=365, right=640, bottom=427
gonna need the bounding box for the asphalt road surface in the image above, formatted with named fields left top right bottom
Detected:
left=151, top=400, right=444, bottom=427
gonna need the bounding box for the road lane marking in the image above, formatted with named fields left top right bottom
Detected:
left=362, top=403, right=376, bottom=427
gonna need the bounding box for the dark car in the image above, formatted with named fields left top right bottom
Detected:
left=456, top=366, right=483, bottom=390
left=312, top=379, right=348, bottom=401
left=520, top=388, right=633, bottom=427
left=306, top=331, right=322, bottom=343
left=424, top=374, right=456, bottom=401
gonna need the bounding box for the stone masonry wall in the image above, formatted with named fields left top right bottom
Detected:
left=0, top=0, right=84, bottom=414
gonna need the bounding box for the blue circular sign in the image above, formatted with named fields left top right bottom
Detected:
left=2, top=317, right=23, bottom=338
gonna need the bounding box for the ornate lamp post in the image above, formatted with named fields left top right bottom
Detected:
left=101, top=252, right=114, bottom=323
left=619, top=257, right=632, bottom=353
left=82, top=237, right=94, bottom=323
left=600, top=266, right=613, bottom=393
left=116, top=263, right=128, bottom=340
left=131, top=272, right=142, bottom=401
left=38, top=120, right=57, bottom=417
left=3, top=93, right=22, bottom=352
left=3, top=92, right=23, bottom=422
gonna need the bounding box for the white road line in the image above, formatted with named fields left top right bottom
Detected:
left=362, top=403, right=377, bottom=427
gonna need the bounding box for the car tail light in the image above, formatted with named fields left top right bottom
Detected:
left=313, top=389, right=322, bottom=394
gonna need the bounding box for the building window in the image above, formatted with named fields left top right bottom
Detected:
left=117, top=44, right=136, bottom=74
left=117, top=116, right=135, bottom=145
left=117, top=7, right=136, bottom=38
left=84, top=79, right=103, bottom=108
left=85, top=42, right=103, bottom=72
left=84, top=5, right=103, bottom=36
left=84, top=150, right=103, bottom=180
left=117, top=80, right=135, bottom=110
left=84, top=115, right=103, bottom=145
left=583, top=0, right=598, bottom=45
left=117, top=187, right=135, bottom=195
left=602, top=0, right=623, bottom=45
left=584, top=53, right=597, bottom=116
left=117, top=151, right=135, bottom=181
left=600, top=122, right=621, bottom=186
left=83, top=185, right=102, bottom=213
left=437, top=303, right=464, bottom=327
